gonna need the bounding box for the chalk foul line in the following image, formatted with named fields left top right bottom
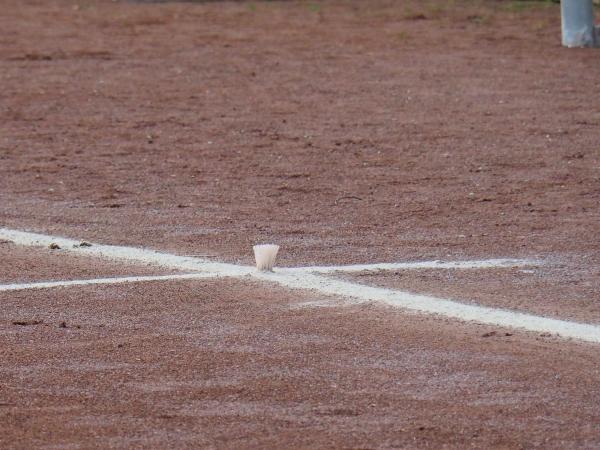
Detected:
left=0, top=227, right=599, bottom=344
left=254, top=271, right=600, bottom=344
left=280, top=258, right=541, bottom=273
left=0, top=273, right=223, bottom=292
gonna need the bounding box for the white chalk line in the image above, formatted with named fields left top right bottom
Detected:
left=254, top=272, right=600, bottom=344
left=0, top=228, right=253, bottom=277
left=0, top=273, right=223, bottom=292
left=281, top=259, right=540, bottom=273
left=1, top=227, right=599, bottom=344
left=0, top=228, right=536, bottom=275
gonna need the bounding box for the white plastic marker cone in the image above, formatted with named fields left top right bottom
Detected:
left=253, top=244, right=280, bottom=272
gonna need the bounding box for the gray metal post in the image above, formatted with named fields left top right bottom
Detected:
left=561, top=0, right=597, bottom=47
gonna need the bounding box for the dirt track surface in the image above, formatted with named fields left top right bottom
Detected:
left=2, top=279, right=600, bottom=449
left=339, top=263, right=600, bottom=325
left=1, top=0, right=600, bottom=448
left=0, top=243, right=176, bottom=283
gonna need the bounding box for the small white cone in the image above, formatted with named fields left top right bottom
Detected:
left=253, top=244, right=280, bottom=272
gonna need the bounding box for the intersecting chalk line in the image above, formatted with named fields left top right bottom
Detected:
left=1, top=227, right=599, bottom=344
left=0, top=261, right=530, bottom=292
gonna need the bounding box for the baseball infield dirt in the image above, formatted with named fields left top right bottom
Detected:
left=1, top=0, right=599, bottom=448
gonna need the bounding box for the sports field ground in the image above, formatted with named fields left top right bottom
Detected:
left=1, top=0, right=599, bottom=448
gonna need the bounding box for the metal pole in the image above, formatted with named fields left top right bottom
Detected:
left=561, top=0, right=597, bottom=47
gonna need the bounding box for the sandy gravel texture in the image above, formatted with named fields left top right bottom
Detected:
left=0, top=241, right=179, bottom=284
left=1, top=280, right=599, bottom=449
left=0, top=0, right=599, bottom=267
left=1, top=0, right=600, bottom=448
left=337, top=260, right=600, bottom=325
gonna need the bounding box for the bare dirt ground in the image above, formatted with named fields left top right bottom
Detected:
left=0, top=242, right=177, bottom=283
left=1, top=278, right=600, bottom=449
left=1, top=0, right=600, bottom=448
left=338, top=262, right=600, bottom=325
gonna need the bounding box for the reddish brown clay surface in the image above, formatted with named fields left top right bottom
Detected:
left=339, top=262, right=600, bottom=325
left=2, top=279, right=600, bottom=449
left=0, top=242, right=178, bottom=284
left=1, top=0, right=600, bottom=448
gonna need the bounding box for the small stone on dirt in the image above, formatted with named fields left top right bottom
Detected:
left=12, top=320, right=43, bottom=326
left=49, top=243, right=60, bottom=250
left=482, top=331, right=497, bottom=338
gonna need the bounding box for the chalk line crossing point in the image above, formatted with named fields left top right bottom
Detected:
left=1, top=227, right=599, bottom=344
